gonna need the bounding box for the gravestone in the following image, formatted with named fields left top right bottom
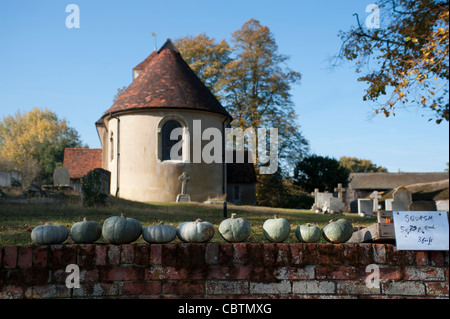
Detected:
left=313, top=192, right=333, bottom=210
left=329, top=197, right=345, bottom=212
left=81, top=168, right=111, bottom=207
left=385, top=198, right=394, bottom=211
left=358, top=199, right=373, bottom=217
left=392, top=187, right=412, bottom=211
left=53, top=166, right=70, bottom=187
left=436, top=200, right=449, bottom=212
left=311, top=188, right=319, bottom=210
left=176, top=172, right=191, bottom=203
left=0, top=171, right=11, bottom=188
left=369, top=191, right=382, bottom=213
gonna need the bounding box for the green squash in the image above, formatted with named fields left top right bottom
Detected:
left=219, top=213, right=251, bottom=243
left=142, top=222, right=177, bottom=244
left=295, top=224, right=321, bottom=243
left=102, top=214, right=142, bottom=244
left=177, top=219, right=215, bottom=243
left=70, top=217, right=102, bottom=244
left=31, top=223, right=69, bottom=245
left=322, top=219, right=353, bottom=243
left=262, top=214, right=291, bottom=243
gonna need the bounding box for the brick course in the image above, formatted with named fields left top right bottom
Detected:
left=0, top=244, right=448, bottom=299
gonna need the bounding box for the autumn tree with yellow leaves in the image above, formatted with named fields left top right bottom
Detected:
left=337, top=0, right=449, bottom=123
left=0, top=108, right=83, bottom=186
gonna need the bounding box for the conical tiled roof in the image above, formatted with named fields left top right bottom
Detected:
left=102, top=39, right=230, bottom=118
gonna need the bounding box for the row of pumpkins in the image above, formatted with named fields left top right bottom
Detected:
left=31, top=213, right=353, bottom=245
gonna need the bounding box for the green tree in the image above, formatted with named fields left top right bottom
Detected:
left=175, top=19, right=309, bottom=172
left=339, top=156, right=388, bottom=173
left=336, top=0, right=449, bottom=123
left=0, top=108, right=83, bottom=185
left=174, top=34, right=231, bottom=98
left=293, top=155, right=351, bottom=193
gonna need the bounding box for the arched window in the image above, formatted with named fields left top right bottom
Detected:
left=161, top=120, right=183, bottom=161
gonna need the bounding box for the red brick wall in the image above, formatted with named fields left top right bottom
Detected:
left=0, top=243, right=448, bottom=299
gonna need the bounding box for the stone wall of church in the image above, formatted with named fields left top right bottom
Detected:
left=102, top=110, right=227, bottom=203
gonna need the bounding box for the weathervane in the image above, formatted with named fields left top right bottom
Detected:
left=152, top=33, right=157, bottom=51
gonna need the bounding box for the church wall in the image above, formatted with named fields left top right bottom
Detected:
left=104, top=110, right=227, bottom=203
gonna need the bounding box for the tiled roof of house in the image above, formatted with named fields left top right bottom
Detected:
left=63, top=148, right=102, bottom=179
left=102, top=39, right=230, bottom=119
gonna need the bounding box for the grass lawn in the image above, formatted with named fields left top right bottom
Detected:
left=0, top=195, right=377, bottom=245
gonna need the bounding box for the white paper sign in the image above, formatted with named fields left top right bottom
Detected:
left=393, top=211, right=449, bottom=251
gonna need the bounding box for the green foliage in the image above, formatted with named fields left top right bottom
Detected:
left=81, top=169, right=109, bottom=207
left=336, top=0, right=449, bottom=123
left=293, top=155, right=351, bottom=193
left=175, top=19, right=309, bottom=171
left=257, top=168, right=314, bottom=209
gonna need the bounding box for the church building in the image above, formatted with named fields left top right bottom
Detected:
left=94, top=39, right=256, bottom=204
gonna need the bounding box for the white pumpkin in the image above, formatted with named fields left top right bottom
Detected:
left=177, top=219, right=215, bottom=243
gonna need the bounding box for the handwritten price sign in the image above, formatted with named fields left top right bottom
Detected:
left=393, top=211, right=449, bottom=251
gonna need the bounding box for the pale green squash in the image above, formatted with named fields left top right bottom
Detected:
left=322, top=219, right=353, bottom=243
left=31, top=223, right=69, bottom=245
left=102, top=214, right=142, bottom=244
left=219, top=213, right=251, bottom=243
left=142, top=222, right=177, bottom=244
left=262, top=214, right=291, bottom=243
left=177, top=219, right=215, bottom=243
left=70, top=217, right=102, bottom=244
left=295, top=224, right=321, bottom=243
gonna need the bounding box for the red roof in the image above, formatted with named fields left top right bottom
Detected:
left=102, top=39, right=230, bottom=118
left=63, top=148, right=102, bottom=179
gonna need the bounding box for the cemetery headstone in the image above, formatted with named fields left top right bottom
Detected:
left=385, top=198, right=394, bottom=211
left=311, top=188, right=319, bottom=210
left=53, top=166, right=71, bottom=187
left=0, top=171, right=11, bottom=188
left=369, top=191, right=382, bottom=213
left=329, top=197, right=345, bottom=213
left=436, top=200, right=449, bottom=212
left=358, top=199, right=373, bottom=217
left=176, top=172, right=191, bottom=203
left=392, top=187, right=412, bottom=211
left=334, top=183, right=347, bottom=199
left=316, top=192, right=334, bottom=209
left=81, top=168, right=111, bottom=207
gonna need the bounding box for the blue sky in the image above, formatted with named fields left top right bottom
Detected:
left=0, top=0, right=448, bottom=173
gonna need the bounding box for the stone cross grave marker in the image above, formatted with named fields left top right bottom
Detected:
left=334, top=183, right=347, bottom=199
left=176, top=172, right=191, bottom=202
left=369, top=191, right=382, bottom=214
